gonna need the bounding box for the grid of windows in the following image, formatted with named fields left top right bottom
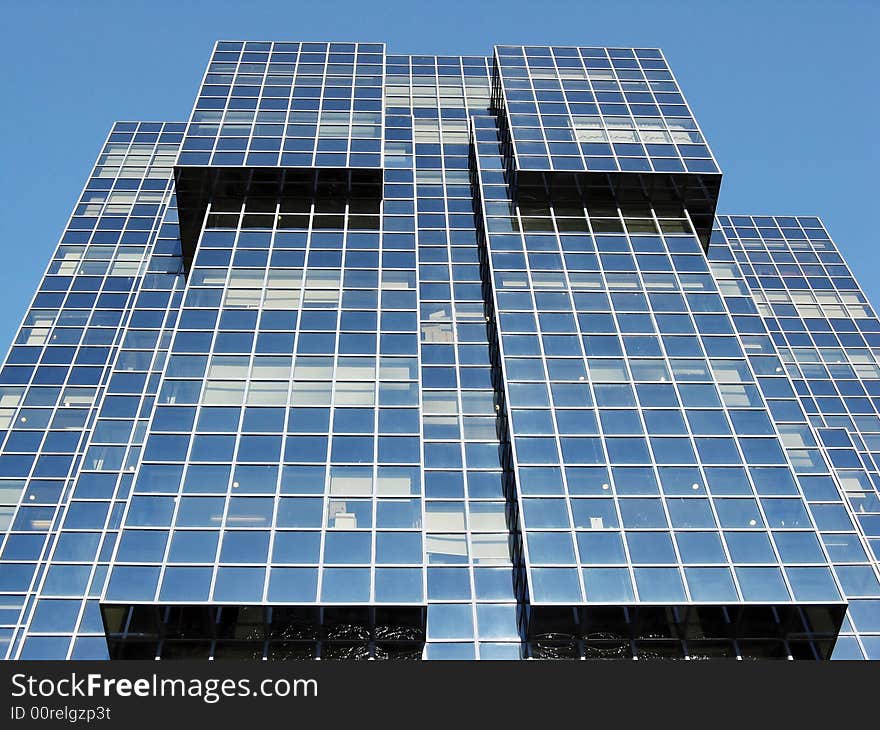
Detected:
left=0, top=122, right=185, bottom=659
left=472, top=119, right=841, bottom=613
left=713, top=216, right=880, bottom=659
left=386, top=56, right=521, bottom=658
left=492, top=46, right=719, bottom=174
left=178, top=41, right=384, bottom=169
left=105, top=217, right=427, bottom=608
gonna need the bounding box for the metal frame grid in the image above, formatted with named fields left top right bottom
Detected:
left=470, top=118, right=843, bottom=613
left=178, top=41, right=385, bottom=170
left=714, top=216, right=880, bottom=659
left=0, top=122, right=185, bottom=659
left=492, top=45, right=720, bottom=175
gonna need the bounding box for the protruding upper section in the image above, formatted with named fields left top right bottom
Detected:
left=177, top=40, right=385, bottom=170
left=487, top=45, right=722, bottom=247
left=491, top=45, right=720, bottom=175
left=174, top=41, right=386, bottom=266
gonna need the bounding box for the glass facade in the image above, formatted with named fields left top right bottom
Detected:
left=0, top=41, right=876, bottom=661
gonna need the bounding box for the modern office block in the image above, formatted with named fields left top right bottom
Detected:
left=0, top=41, right=877, bottom=660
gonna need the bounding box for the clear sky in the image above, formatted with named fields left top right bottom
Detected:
left=0, top=0, right=877, bottom=352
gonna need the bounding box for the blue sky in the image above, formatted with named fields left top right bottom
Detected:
left=0, top=0, right=876, bottom=351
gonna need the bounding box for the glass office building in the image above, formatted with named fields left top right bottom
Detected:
left=0, top=41, right=877, bottom=661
